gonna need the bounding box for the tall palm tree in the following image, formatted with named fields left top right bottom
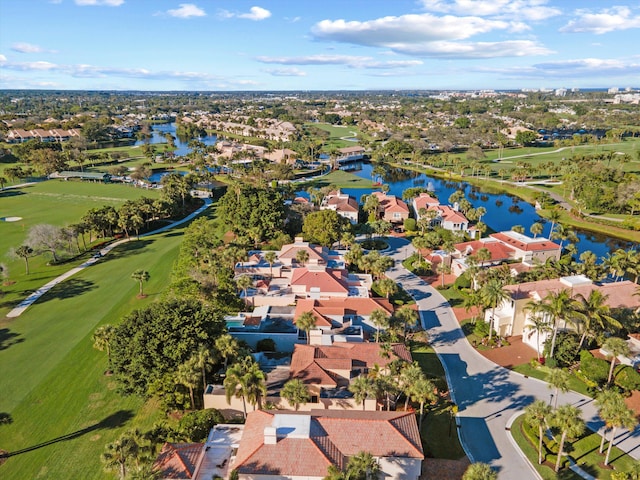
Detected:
left=131, top=269, right=150, bottom=297
left=215, top=333, right=239, bottom=371
left=395, top=305, right=418, bottom=340
left=603, top=336, right=631, bottom=385
left=524, top=316, right=552, bottom=360
left=236, top=274, right=253, bottom=300
left=101, top=436, right=136, bottom=480
left=547, top=368, right=570, bottom=409
left=224, top=356, right=256, bottom=418
left=530, top=222, right=544, bottom=238
left=400, top=362, right=424, bottom=410
left=596, top=389, right=626, bottom=454
left=602, top=398, right=637, bottom=466
left=264, top=251, right=277, bottom=278
left=281, top=378, right=310, bottom=411
left=194, top=346, right=214, bottom=390
left=525, top=400, right=553, bottom=464
left=547, top=208, right=562, bottom=238
left=296, top=249, right=310, bottom=267
left=92, top=324, right=115, bottom=370
left=576, top=290, right=620, bottom=349
left=410, top=377, right=437, bottom=427
left=244, top=361, right=267, bottom=411
left=14, top=245, right=34, bottom=274
left=475, top=247, right=491, bottom=268
left=551, top=404, right=585, bottom=473
left=527, top=289, right=581, bottom=359
left=480, top=278, right=510, bottom=342
left=296, top=311, right=317, bottom=344
left=349, top=375, right=376, bottom=410
left=175, top=357, right=201, bottom=410
left=370, top=309, right=390, bottom=343
left=376, top=277, right=398, bottom=300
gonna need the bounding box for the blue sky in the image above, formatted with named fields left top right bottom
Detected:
left=0, top=0, right=639, bottom=91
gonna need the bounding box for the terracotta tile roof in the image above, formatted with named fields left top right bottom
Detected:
left=152, top=442, right=203, bottom=479
left=290, top=343, right=412, bottom=386
left=372, top=191, right=410, bottom=213
left=490, top=232, right=560, bottom=252
left=434, top=205, right=468, bottom=224
left=290, top=268, right=350, bottom=294
left=234, top=410, right=423, bottom=477
left=279, top=241, right=328, bottom=261
left=455, top=239, right=515, bottom=261
left=413, top=193, right=440, bottom=211
left=294, top=297, right=393, bottom=317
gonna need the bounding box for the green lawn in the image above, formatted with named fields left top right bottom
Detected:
left=0, top=206, right=212, bottom=479
left=411, top=344, right=466, bottom=459
left=512, top=363, right=591, bottom=397
left=0, top=181, right=161, bottom=317
left=511, top=414, right=637, bottom=479
left=303, top=169, right=374, bottom=189
left=306, top=123, right=364, bottom=150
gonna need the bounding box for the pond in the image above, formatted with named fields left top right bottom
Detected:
left=134, top=122, right=217, bottom=156
left=313, top=162, right=633, bottom=259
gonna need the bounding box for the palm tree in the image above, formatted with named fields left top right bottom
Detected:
left=603, top=336, right=631, bottom=385
left=596, top=389, right=626, bottom=454
left=370, top=309, right=390, bottom=343
left=244, top=361, right=267, bottom=411
left=410, top=377, right=437, bottom=427
left=281, top=378, right=310, bottom=411
left=576, top=290, right=620, bottom=349
left=236, top=274, right=253, bottom=301
left=296, top=249, right=310, bottom=267
left=547, top=208, right=562, bottom=238
left=395, top=305, right=418, bottom=339
left=602, top=398, right=637, bottom=466
left=224, top=356, right=257, bottom=418
left=215, top=333, right=239, bottom=371
left=436, top=261, right=451, bottom=287
left=475, top=247, right=491, bottom=268
left=524, top=316, right=552, bottom=360
left=462, top=462, right=497, bottom=480
left=345, top=451, right=380, bottom=480
left=525, top=400, right=553, bottom=464
left=194, top=346, right=214, bottom=390
left=92, top=324, right=115, bottom=370
left=551, top=404, right=585, bottom=473
left=376, top=277, right=397, bottom=300
left=530, top=222, right=544, bottom=238
left=296, top=311, right=317, bottom=344
left=14, top=245, right=34, bottom=274
left=349, top=375, right=376, bottom=410
left=400, top=362, right=424, bottom=410
left=547, top=368, right=570, bottom=408
left=264, top=251, right=277, bottom=278
left=480, top=278, right=510, bottom=342
left=527, top=289, right=581, bottom=359
left=101, top=437, right=134, bottom=480
left=131, top=269, right=150, bottom=297
left=175, top=357, right=201, bottom=410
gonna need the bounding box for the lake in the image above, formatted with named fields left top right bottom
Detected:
left=134, top=122, right=217, bottom=156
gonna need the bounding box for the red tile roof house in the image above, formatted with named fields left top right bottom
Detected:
left=290, top=266, right=371, bottom=299
left=489, top=230, right=561, bottom=265
left=485, top=275, right=640, bottom=351
left=450, top=237, right=520, bottom=277
left=153, top=442, right=205, bottom=479
left=320, top=190, right=359, bottom=225
left=231, top=409, right=423, bottom=480
left=277, top=237, right=333, bottom=268
left=294, top=297, right=394, bottom=344
left=371, top=191, right=410, bottom=224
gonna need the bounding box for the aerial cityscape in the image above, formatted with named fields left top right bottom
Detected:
left=1, top=1, right=640, bottom=480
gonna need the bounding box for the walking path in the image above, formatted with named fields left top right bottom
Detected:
left=6, top=198, right=212, bottom=318
left=384, top=236, right=640, bottom=479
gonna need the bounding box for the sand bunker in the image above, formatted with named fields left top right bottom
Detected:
left=2, top=217, right=23, bottom=222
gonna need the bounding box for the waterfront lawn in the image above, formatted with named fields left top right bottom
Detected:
left=512, top=363, right=591, bottom=397
left=0, top=224, right=185, bottom=479
left=0, top=181, right=161, bottom=317
left=511, top=414, right=636, bottom=480
left=305, top=123, right=364, bottom=149
left=305, top=169, right=374, bottom=189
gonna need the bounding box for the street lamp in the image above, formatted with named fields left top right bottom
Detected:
left=549, top=393, right=554, bottom=406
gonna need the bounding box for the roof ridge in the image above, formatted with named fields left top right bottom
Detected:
left=388, top=414, right=425, bottom=458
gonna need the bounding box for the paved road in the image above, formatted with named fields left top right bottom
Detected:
left=383, top=237, right=640, bottom=478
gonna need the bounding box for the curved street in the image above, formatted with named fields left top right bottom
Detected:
left=383, top=236, right=640, bottom=478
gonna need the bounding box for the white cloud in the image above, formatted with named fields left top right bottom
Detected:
left=75, top=0, right=125, bottom=6
left=219, top=6, right=271, bottom=21
left=11, top=42, right=57, bottom=54
left=166, top=3, right=206, bottom=19
left=256, top=54, right=423, bottom=69
left=478, top=57, right=640, bottom=79
left=560, top=6, right=640, bottom=34
left=420, top=0, right=562, bottom=21
left=0, top=54, right=7, bottom=63
left=311, top=13, right=552, bottom=59
left=263, top=68, right=307, bottom=77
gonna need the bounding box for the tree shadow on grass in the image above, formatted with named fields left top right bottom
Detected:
left=0, top=409, right=134, bottom=459
left=0, top=328, right=24, bottom=351
left=109, top=239, right=154, bottom=259
left=38, top=278, right=96, bottom=302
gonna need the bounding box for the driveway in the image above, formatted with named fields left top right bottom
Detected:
left=383, top=236, right=640, bottom=478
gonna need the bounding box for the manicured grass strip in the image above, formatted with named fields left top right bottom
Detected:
left=511, top=413, right=637, bottom=480
left=512, top=363, right=592, bottom=397
left=0, top=224, right=186, bottom=479
left=303, top=169, right=374, bottom=189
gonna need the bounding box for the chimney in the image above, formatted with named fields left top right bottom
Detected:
left=264, top=426, right=277, bottom=445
